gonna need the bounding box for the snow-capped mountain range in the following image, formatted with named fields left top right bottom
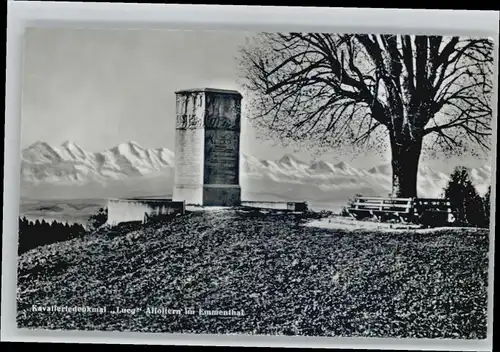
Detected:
left=241, top=154, right=490, bottom=200
left=21, top=141, right=174, bottom=184
left=20, top=141, right=492, bottom=203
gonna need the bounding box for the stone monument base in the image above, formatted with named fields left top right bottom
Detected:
left=203, top=184, right=241, bottom=207
left=173, top=184, right=203, bottom=206
left=173, top=184, right=241, bottom=206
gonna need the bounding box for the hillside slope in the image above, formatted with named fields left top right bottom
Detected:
left=17, top=210, right=489, bottom=338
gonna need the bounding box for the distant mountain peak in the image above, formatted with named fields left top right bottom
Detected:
left=59, top=141, right=87, bottom=160
left=278, top=154, right=307, bottom=166
left=368, top=163, right=391, bottom=175
left=334, top=161, right=348, bottom=169
left=28, top=141, right=53, bottom=149
left=126, top=140, right=142, bottom=148
left=278, top=154, right=293, bottom=161
left=24, top=141, right=62, bottom=162
left=111, top=141, right=143, bottom=155
left=61, top=140, right=85, bottom=151
left=309, top=160, right=335, bottom=172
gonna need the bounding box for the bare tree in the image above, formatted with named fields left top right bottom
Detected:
left=238, top=33, right=494, bottom=197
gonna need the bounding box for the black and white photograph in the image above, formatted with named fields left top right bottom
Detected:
left=11, top=21, right=497, bottom=342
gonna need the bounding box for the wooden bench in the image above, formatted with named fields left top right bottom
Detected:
left=347, top=196, right=456, bottom=225
left=348, top=196, right=415, bottom=222
left=413, top=198, right=456, bottom=226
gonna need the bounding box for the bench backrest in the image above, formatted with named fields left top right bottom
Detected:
left=352, top=196, right=454, bottom=213
left=414, top=198, right=451, bottom=208
left=351, top=197, right=413, bottom=212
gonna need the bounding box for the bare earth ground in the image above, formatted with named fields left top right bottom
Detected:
left=16, top=209, right=489, bottom=338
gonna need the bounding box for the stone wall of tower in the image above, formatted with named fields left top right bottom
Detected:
left=172, top=91, right=205, bottom=205
left=202, top=91, right=241, bottom=206
left=173, top=89, right=242, bottom=206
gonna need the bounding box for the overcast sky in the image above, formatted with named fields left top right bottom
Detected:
left=20, top=27, right=491, bottom=171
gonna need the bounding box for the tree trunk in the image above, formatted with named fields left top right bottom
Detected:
left=390, top=133, right=423, bottom=198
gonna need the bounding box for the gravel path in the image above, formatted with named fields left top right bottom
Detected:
left=17, top=210, right=490, bottom=338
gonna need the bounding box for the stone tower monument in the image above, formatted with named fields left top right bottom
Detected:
left=173, top=88, right=242, bottom=206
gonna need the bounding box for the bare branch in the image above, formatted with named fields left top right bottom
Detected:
left=238, top=32, right=494, bottom=160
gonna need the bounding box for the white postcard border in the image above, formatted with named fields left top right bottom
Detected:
left=3, top=2, right=499, bottom=350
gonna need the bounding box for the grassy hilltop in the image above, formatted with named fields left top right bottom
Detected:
left=17, top=209, right=489, bottom=338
